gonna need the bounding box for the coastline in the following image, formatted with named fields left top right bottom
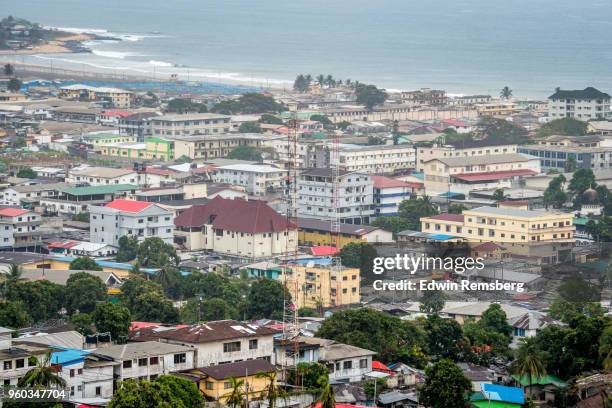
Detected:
left=0, top=32, right=94, bottom=56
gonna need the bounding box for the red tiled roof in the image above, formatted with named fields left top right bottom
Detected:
left=452, top=169, right=537, bottom=182
left=310, top=246, right=339, bottom=256
left=372, top=361, right=394, bottom=374
left=48, top=241, right=79, bottom=249
left=101, top=111, right=130, bottom=118
left=105, top=199, right=154, bottom=213
left=427, top=213, right=465, bottom=222
left=0, top=208, right=30, bottom=217
left=371, top=175, right=418, bottom=189
left=174, top=196, right=295, bottom=233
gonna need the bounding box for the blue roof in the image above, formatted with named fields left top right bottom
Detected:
left=52, top=256, right=157, bottom=273
left=427, top=233, right=459, bottom=241
left=438, top=191, right=463, bottom=198
left=50, top=348, right=91, bottom=366
left=481, top=384, right=525, bottom=405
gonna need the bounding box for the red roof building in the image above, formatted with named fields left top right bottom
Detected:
left=104, top=199, right=154, bottom=213
left=426, top=213, right=465, bottom=223
left=0, top=208, right=30, bottom=217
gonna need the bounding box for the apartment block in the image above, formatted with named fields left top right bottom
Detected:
left=59, top=84, right=133, bottom=108
left=0, top=208, right=42, bottom=249
left=548, top=87, right=611, bottom=121
left=416, top=142, right=518, bottom=172
left=150, top=113, right=231, bottom=137
left=172, top=133, right=271, bottom=160
left=306, top=143, right=416, bottom=174
left=212, top=164, right=287, bottom=196
left=371, top=175, right=423, bottom=217
left=67, top=167, right=139, bottom=186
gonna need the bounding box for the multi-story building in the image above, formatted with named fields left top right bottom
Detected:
left=84, top=133, right=139, bottom=148
left=89, top=199, right=174, bottom=246
left=518, top=135, right=612, bottom=172
left=281, top=265, right=360, bottom=308
left=59, top=84, right=133, bottom=108
left=94, top=341, right=195, bottom=382
left=448, top=95, right=492, bottom=106
left=118, top=112, right=160, bottom=141
left=548, top=87, right=611, bottom=121
left=297, top=168, right=374, bottom=224
left=416, top=142, right=518, bottom=172
left=305, top=144, right=416, bottom=175
left=143, top=320, right=278, bottom=368
left=212, top=164, right=287, bottom=196
left=0, top=208, right=41, bottom=250
left=1, top=182, right=67, bottom=206
left=150, top=113, right=231, bottom=137
left=0, top=328, right=50, bottom=387
left=399, top=88, right=447, bottom=106
left=297, top=217, right=393, bottom=248
left=145, top=137, right=176, bottom=161
left=371, top=176, right=423, bottom=217
left=423, top=153, right=541, bottom=195
left=174, top=196, right=297, bottom=258
left=421, top=206, right=575, bottom=245
left=172, top=133, right=272, bottom=160
left=99, top=142, right=146, bottom=159
left=39, top=184, right=137, bottom=215
left=67, top=167, right=139, bottom=186
left=476, top=101, right=521, bottom=117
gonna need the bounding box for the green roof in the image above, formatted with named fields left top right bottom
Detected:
left=60, top=184, right=137, bottom=196
left=472, top=401, right=521, bottom=408
left=573, top=217, right=593, bottom=226
left=512, top=374, right=567, bottom=388
left=145, top=137, right=173, bottom=144
left=549, top=87, right=610, bottom=100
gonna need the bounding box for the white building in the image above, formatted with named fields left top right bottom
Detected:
left=67, top=167, right=140, bottom=187
left=0, top=208, right=42, bottom=249
left=0, top=327, right=50, bottom=387
left=89, top=199, right=174, bottom=246
left=150, top=113, right=231, bottom=137
left=416, top=143, right=518, bottom=172
left=548, top=87, right=611, bottom=121
left=212, top=164, right=287, bottom=196
left=306, top=144, right=416, bottom=174
left=371, top=176, right=423, bottom=217
left=306, top=338, right=375, bottom=383
left=1, top=182, right=67, bottom=206
left=297, top=168, right=374, bottom=224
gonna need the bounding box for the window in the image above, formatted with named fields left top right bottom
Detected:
left=4, top=361, right=12, bottom=370
left=15, top=359, right=24, bottom=369
left=249, top=339, right=258, bottom=350
left=138, top=358, right=148, bottom=367
left=223, top=342, right=241, bottom=353
left=174, top=353, right=186, bottom=364
left=70, top=369, right=75, bottom=377
left=95, top=386, right=101, bottom=396
left=224, top=381, right=232, bottom=389
left=123, top=360, right=132, bottom=369
left=343, top=361, right=352, bottom=370
left=359, top=359, right=368, bottom=368
left=150, top=357, right=159, bottom=365
left=205, top=381, right=214, bottom=390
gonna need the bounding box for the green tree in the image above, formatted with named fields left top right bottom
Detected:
left=511, top=337, right=547, bottom=400
left=18, top=352, right=67, bottom=388
left=69, top=256, right=102, bottom=271
left=92, top=302, right=131, bottom=341
left=166, top=98, right=207, bottom=113
left=6, top=280, right=65, bottom=322
left=600, top=324, right=612, bottom=370
left=399, top=196, right=438, bottom=231
left=293, top=74, right=309, bottom=92
left=419, top=359, right=471, bottom=408
left=116, top=235, right=140, bottom=262
left=371, top=216, right=409, bottom=235
left=298, top=307, right=318, bottom=317
left=16, top=167, right=37, bottom=178
left=355, top=84, right=388, bottom=110
left=564, top=156, right=577, bottom=172
left=239, top=121, right=263, bottom=133
left=153, top=375, right=204, bottom=408
left=367, top=136, right=386, bottom=145
left=319, top=382, right=335, bottom=408
left=73, top=212, right=89, bottom=222
left=65, top=272, right=107, bottom=314
left=227, top=145, right=263, bottom=161
left=259, top=114, right=283, bottom=125
left=137, top=237, right=179, bottom=268
left=500, top=86, right=513, bottom=100
left=543, top=174, right=567, bottom=209
left=419, top=290, right=446, bottom=315
left=224, top=377, right=244, bottom=408
left=1, top=263, right=25, bottom=296
left=493, top=189, right=505, bottom=201
left=245, top=278, right=290, bottom=320
left=287, top=362, right=329, bottom=389
left=0, top=300, right=30, bottom=328
left=363, top=378, right=387, bottom=399
left=211, top=93, right=283, bottom=114
left=109, top=378, right=187, bottom=408
left=70, top=312, right=93, bottom=335
left=448, top=204, right=467, bottom=214
left=256, top=371, right=286, bottom=408
left=480, top=303, right=512, bottom=338
left=310, top=114, right=333, bottom=126
left=338, top=242, right=378, bottom=284
left=538, top=118, right=588, bottom=137
left=424, top=315, right=469, bottom=361
left=180, top=297, right=238, bottom=323
left=7, top=78, right=21, bottom=92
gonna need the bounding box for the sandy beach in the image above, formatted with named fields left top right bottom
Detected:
left=0, top=33, right=93, bottom=56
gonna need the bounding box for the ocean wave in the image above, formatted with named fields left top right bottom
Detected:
left=46, top=26, right=166, bottom=42
left=92, top=50, right=134, bottom=59
left=149, top=60, right=173, bottom=67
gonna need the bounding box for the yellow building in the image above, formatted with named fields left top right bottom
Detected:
left=59, top=84, right=133, bottom=108
left=20, top=256, right=139, bottom=279
left=297, top=218, right=393, bottom=249
left=421, top=206, right=574, bottom=244
left=99, top=142, right=146, bottom=159
left=282, top=265, right=360, bottom=309
left=84, top=134, right=138, bottom=147
left=187, top=359, right=275, bottom=403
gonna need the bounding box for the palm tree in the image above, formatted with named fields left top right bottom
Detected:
left=256, top=371, right=286, bottom=408
left=500, top=86, right=513, bottom=100
left=1, top=263, right=24, bottom=298
left=316, top=75, right=325, bottom=87
left=155, top=264, right=174, bottom=290
left=319, top=383, right=335, bottom=408
left=345, top=79, right=352, bottom=88
left=603, top=348, right=612, bottom=371
left=511, top=337, right=547, bottom=402
left=18, top=352, right=66, bottom=388
left=305, top=74, right=313, bottom=86
left=325, top=75, right=334, bottom=88
left=224, top=377, right=245, bottom=408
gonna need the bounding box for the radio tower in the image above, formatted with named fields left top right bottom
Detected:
left=331, top=128, right=342, bottom=307
left=281, top=102, right=300, bottom=383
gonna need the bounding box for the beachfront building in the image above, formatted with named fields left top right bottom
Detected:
left=305, top=144, right=416, bottom=174
left=399, top=88, right=447, bottom=106
left=297, top=168, right=374, bottom=224
left=89, top=199, right=174, bottom=246
left=173, top=196, right=296, bottom=258
left=475, top=101, right=521, bottom=116
left=67, top=167, right=140, bottom=186
left=548, top=87, right=611, bottom=121
left=422, top=153, right=541, bottom=195
left=420, top=206, right=575, bottom=245
left=172, top=133, right=272, bottom=160
left=0, top=208, right=42, bottom=250
left=318, top=104, right=479, bottom=123
left=211, top=164, right=287, bottom=196
left=150, top=113, right=231, bottom=137
left=281, top=265, right=360, bottom=308
left=59, top=84, right=133, bottom=108
left=416, top=141, right=518, bottom=172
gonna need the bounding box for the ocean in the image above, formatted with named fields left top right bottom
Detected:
left=2, top=0, right=612, bottom=98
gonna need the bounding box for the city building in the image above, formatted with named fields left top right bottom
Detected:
left=0, top=327, right=50, bottom=387
left=1, top=182, right=67, bottom=206
left=297, top=217, right=393, bottom=248
left=416, top=142, right=518, bottom=172
left=39, top=184, right=137, bottom=215
left=212, top=164, right=287, bottom=196
left=422, top=153, right=541, bottom=195
left=548, top=87, right=611, bottom=121
left=307, top=338, right=375, bottom=383
left=172, top=133, right=273, bottom=160
left=89, top=199, right=175, bottom=246
left=118, top=112, right=160, bottom=141
left=145, top=137, right=176, bottom=161
left=67, top=167, right=139, bottom=186
left=518, top=135, right=612, bottom=171
left=305, top=144, right=416, bottom=175
left=281, top=265, right=360, bottom=308
left=476, top=101, right=521, bottom=116
left=59, top=84, right=133, bottom=108
left=371, top=176, right=422, bottom=217
left=587, top=121, right=612, bottom=136
left=141, top=320, right=277, bottom=368
left=174, top=196, right=297, bottom=258
left=399, top=88, right=447, bottom=106
left=297, top=168, right=374, bottom=224
left=84, top=133, right=138, bottom=148
left=150, top=113, right=231, bottom=137
left=0, top=208, right=41, bottom=250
